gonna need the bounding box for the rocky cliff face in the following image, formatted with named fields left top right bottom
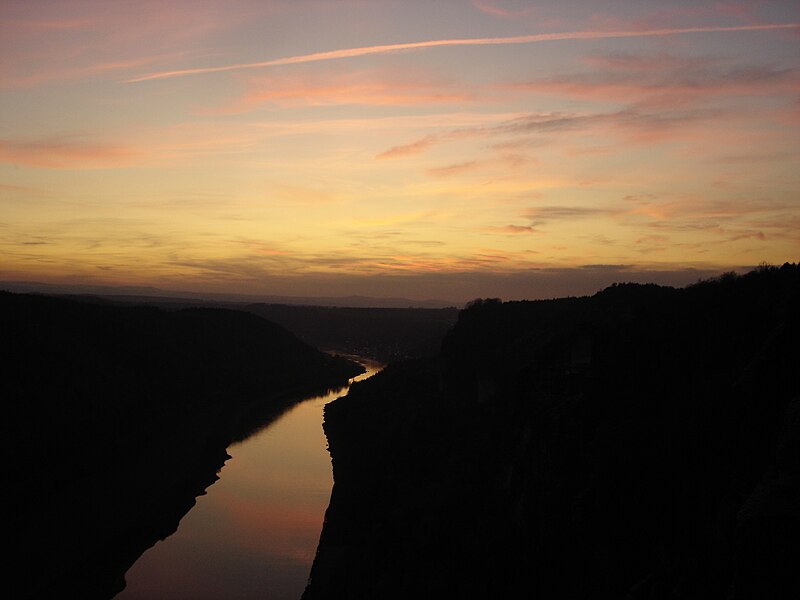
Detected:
left=304, top=264, right=800, bottom=599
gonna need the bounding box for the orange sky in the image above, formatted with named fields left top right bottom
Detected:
left=2, top=1, right=799, bottom=302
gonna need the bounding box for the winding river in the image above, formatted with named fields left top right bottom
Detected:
left=116, top=358, right=383, bottom=600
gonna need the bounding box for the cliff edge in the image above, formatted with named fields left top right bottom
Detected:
left=304, top=264, right=800, bottom=599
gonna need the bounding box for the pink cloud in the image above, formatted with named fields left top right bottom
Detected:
left=0, top=16, right=99, bottom=34
left=207, top=70, right=474, bottom=113
left=0, top=120, right=266, bottom=169
left=0, top=137, right=138, bottom=168
left=0, top=1, right=264, bottom=88
left=625, top=198, right=790, bottom=235
left=472, top=1, right=536, bottom=19
left=376, top=135, right=441, bottom=159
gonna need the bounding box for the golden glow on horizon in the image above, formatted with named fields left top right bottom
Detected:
left=1, top=1, right=799, bottom=301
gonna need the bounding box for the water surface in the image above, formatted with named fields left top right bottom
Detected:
left=117, top=359, right=382, bottom=599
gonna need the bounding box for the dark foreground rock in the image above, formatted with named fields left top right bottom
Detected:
left=2, top=291, right=362, bottom=599
left=304, top=264, right=800, bottom=599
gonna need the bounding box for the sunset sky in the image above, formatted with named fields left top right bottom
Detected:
left=2, top=0, right=798, bottom=303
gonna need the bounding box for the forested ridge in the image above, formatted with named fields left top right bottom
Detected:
left=2, top=291, right=360, bottom=599
left=3, top=292, right=360, bottom=488
left=305, top=263, right=800, bottom=599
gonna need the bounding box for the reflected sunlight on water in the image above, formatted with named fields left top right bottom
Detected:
left=116, top=359, right=382, bottom=600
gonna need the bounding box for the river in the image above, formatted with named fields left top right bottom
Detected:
left=116, top=358, right=383, bottom=600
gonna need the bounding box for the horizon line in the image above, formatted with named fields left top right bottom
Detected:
left=124, top=23, right=800, bottom=83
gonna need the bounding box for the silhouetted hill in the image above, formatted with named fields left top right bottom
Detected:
left=3, top=292, right=360, bottom=485
left=0, top=280, right=455, bottom=308
left=243, top=304, right=459, bottom=362
left=304, top=263, right=800, bottom=599
left=9, top=293, right=460, bottom=363
left=2, top=291, right=361, bottom=599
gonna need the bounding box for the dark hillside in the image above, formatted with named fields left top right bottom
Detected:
left=304, top=263, right=800, bottom=599
left=243, top=303, right=458, bottom=361
left=2, top=291, right=361, bottom=599
left=2, top=291, right=359, bottom=488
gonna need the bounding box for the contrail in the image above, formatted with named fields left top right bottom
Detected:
left=125, top=23, right=799, bottom=83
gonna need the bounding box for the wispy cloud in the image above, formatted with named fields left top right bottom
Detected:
left=0, top=137, right=137, bottom=168
left=509, top=56, right=800, bottom=105
left=0, top=120, right=267, bottom=169
left=634, top=198, right=789, bottom=232
left=376, top=106, right=716, bottom=159
left=426, top=161, right=482, bottom=178
left=3, top=52, right=191, bottom=89
left=483, top=224, right=538, bottom=235
left=472, top=1, right=536, bottom=19
left=125, top=23, right=800, bottom=83
left=205, top=69, right=473, bottom=113
left=0, top=183, right=48, bottom=197
left=376, top=112, right=590, bottom=159
left=525, top=206, right=618, bottom=226
left=0, top=2, right=253, bottom=88
left=377, top=135, right=442, bottom=159
left=0, top=16, right=99, bottom=34
left=424, top=153, right=532, bottom=178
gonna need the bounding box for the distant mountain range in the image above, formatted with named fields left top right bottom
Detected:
left=0, top=280, right=458, bottom=309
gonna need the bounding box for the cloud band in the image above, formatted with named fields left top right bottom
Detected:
left=126, top=23, right=799, bottom=83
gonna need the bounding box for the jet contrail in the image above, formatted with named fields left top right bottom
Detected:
left=125, top=23, right=799, bottom=83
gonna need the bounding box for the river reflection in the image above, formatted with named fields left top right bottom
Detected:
left=116, top=359, right=382, bottom=600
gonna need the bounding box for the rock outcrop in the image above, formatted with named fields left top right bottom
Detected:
left=305, top=264, right=800, bottom=599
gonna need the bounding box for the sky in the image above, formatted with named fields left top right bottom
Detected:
left=1, top=0, right=799, bottom=303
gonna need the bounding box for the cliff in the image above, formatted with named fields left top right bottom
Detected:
left=304, top=264, right=800, bottom=599
left=2, top=291, right=362, bottom=599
